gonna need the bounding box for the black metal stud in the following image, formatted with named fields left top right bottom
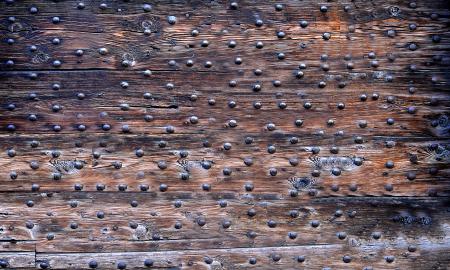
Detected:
left=343, top=255, right=352, bottom=263
left=89, top=260, right=98, bottom=268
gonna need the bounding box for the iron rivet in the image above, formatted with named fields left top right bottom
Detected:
left=272, top=254, right=281, bottom=262
left=197, top=217, right=206, bottom=226
left=142, top=4, right=152, bottom=12
left=202, top=183, right=211, bottom=191
left=406, top=171, right=416, bottom=181
left=143, top=114, right=154, bottom=122
left=331, top=184, right=339, bottom=192
left=311, top=220, right=320, bottom=227
left=322, top=32, right=331, bottom=40
left=52, top=16, right=60, bottom=24
left=267, top=220, right=277, bottom=228
left=372, top=232, right=382, bottom=239
left=7, top=149, right=16, bottom=157
left=88, top=260, right=98, bottom=268
left=159, top=184, right=168, bottom=192
left=343, top=255, right=352, bottom=263
left=98, top=48, right=108, bottom=55
left=228, top=40, right=237, bottom=48
left=30, top=6, right=38, bottom=13
left=277, top=31, right=286, bottom=38
left=144, top=259, right=154, bottom=267
left=117, top=262, right=127, bottom=269
left=337, top=232, right=347, bottom=240
left=230, top=2, right=238, bottom=9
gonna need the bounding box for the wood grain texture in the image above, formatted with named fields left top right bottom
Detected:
left=0, top=0, right=449, bottom=269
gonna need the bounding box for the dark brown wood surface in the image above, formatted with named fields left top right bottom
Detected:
left=0, top=0, right=449, bottom=269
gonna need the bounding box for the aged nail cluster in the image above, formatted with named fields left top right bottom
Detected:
left=0, top=0, right=449, bottom=269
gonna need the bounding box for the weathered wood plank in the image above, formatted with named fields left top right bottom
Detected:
left=0, top=252, right=35, bottom=269
left=1, top=71, right=448, bottom=144
left=0, top=134, right=448, bottom=195
left=1, top=195, right=448, bottom=252
left=36, top=243, right=450, bottom=269
left=0, top=241, right=35, bottom=252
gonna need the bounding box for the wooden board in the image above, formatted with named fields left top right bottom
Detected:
left=0, top=0, right=449, bottom=269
